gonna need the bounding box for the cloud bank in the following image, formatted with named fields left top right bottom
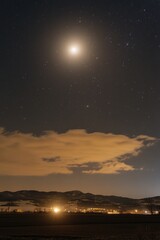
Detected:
left=0, top=128, right=156, bottom=176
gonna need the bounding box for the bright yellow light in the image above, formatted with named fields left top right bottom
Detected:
left=68, top=45, right=80, bottom=55
left=53, top=207, right=61, bottom=214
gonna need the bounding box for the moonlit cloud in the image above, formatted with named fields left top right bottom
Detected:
left=0, top=128, right=156, bottom=176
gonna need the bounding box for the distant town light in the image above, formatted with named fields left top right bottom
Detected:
left=52, top=207, right=61, bottom=214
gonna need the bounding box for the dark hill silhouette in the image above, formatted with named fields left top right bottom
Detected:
left=0, top=190, right=160, bottom=211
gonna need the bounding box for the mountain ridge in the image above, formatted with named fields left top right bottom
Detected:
left=0, top=190, right=159, bottom=204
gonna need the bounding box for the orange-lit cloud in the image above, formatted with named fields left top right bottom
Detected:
left=0, top=128, right=156, bottom=176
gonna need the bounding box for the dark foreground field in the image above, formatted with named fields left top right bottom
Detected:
left=1, top=213, right=160, bottom=239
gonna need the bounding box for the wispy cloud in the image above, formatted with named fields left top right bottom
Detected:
left=0, top=128, right=156, bottom=176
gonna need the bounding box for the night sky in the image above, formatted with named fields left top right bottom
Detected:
left=0, top=0, right=160, bottom=198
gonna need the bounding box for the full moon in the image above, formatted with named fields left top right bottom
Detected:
left=68, top=45, right=80, bottom=56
